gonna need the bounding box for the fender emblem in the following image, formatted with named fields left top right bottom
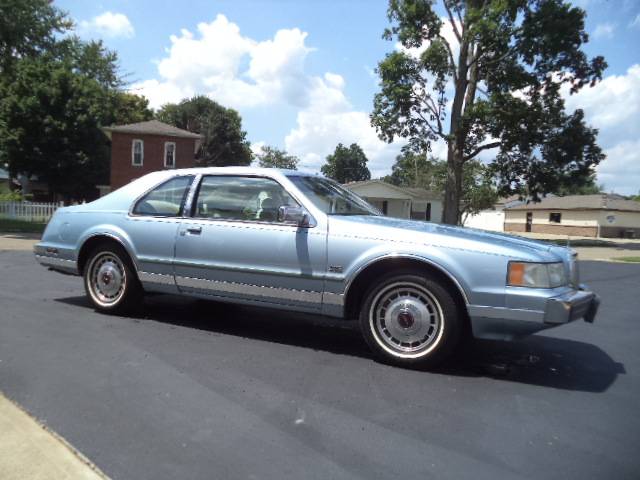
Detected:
left=328, top=265, right=343, bottom=273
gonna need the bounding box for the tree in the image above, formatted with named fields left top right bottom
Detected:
left=384, top=150, right=441, bottom=190
left=371, top=0, right=606, bottom=225
left=553, top=173, right=603, bottom=196
left=0, top=0, right=71, bottom=75
left=386, top=150, right=496, bottom=222
left=256, top=146, right=299, bottom=170
left=1, top=55, right=112, bottom=200
left=0, top=2, right=150, bottom=201
left=111, top=92, right=153, bottom=125
left=156, top=96, right=252, bottom=166
left=321, top=143, right=371, bottom=183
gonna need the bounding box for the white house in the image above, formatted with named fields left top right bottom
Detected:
left=463, top=195, right=525, bottom=232
left=505, top=194, right=640, bottom=238
left=344, top=180, right=443, bottom=222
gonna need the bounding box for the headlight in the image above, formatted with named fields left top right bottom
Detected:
left=508, top=262, right=568, bottom=288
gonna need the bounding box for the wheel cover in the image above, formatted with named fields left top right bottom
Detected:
left=369, top=282, right=444, bottom=358
left=87, top=253, right=126, bottom=307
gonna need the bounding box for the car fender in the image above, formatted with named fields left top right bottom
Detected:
left=341, top=244, right=471, bottom=304
left=76, top=224, right=139, bottom=271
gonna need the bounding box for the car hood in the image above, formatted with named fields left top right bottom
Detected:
left=328, top=215, right=570, bottom=262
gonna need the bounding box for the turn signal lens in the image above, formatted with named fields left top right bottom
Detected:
left=508, top=262, right=525, bottom=286
left=508, top=262, right=568, bottom=288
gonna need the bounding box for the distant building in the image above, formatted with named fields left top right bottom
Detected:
left=102, top=120, right=203, bottom=192
left=504, top=194, right=640, bottom=238
left=344, top=180, right=443, bottom=222
left=463, top=195, right=526, bottom=232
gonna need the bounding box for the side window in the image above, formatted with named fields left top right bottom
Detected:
left=132, top=139, right=144, bottom=166
left=133, top=176, right=194, bottom=217
left=194, top=176, right=299, bottom=222
left=549, top=212, right=562, bottom=223
left=164, top=142, right=176, bottom=168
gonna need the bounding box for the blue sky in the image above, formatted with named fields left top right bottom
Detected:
left=57, top=0, right=640, bottom=194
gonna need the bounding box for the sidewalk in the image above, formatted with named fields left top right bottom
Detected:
left=0, top=393, right=107, bottom=480
left=0, top=233, right=40, bottom=251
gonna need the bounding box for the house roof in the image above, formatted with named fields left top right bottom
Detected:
left=344, top=180, right=441, bottom=200
left=102, top=120, right=203, bottom=139
left=507, top=194, right=640, bottom=213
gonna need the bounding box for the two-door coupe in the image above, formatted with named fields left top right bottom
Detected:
left=35, top=167, right=599, bottom=368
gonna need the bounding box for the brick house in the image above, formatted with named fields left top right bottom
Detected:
left=102, top=120, right=203, bottom=192
left=504, top=194, right=640, bottom=238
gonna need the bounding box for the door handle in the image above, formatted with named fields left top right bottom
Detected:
left=186, top=226, right=202, bottom=235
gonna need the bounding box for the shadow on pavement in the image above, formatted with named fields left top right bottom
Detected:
left=57, top=294, right=625, bottom=393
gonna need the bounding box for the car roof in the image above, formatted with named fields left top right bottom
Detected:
left=156, top=166, right=319, bottom=178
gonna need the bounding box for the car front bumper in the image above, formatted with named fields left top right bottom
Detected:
left=468, top=284, right=599, bottom=339
left=544, top=285, right=599, bottom=325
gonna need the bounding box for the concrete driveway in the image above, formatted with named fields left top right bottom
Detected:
left=0, top=250, right=638, bottom=479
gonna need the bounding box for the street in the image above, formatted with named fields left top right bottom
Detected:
left=1, top=250, right=639, bottom=479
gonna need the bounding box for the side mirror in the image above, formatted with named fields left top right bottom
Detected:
left=278, top=205, right=312, bottom=227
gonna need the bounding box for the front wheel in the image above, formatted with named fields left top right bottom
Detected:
left=83, top=244, right=142, bottom=314
left=359, top=271, right=463, bottom=369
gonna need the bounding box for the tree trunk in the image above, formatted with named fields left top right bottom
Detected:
left=442, top=145, right=463, bottom=224
left=442, top=19, right=470, bottom=225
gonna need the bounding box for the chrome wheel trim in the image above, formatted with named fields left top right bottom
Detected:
left=87, top=253, right=126, bottom=307
left=368, top=282, right=445, bottom=359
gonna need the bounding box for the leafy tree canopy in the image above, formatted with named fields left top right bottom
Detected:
left=372, top=0, right=607, bottom=224
left=156, top=96, right=252, bottom=167
left=1, top=54, right=111, bottom=199
left=0, top=2, right=151, bottom=201
left=321, top=143, right=371, bottom=183
left=256, top=146, right=299, bottom=170
left=384, top=150, right=442, bottom=191
left=0, top=0, right=71, bottom=74
left=553, top=173, right=603, bottom=196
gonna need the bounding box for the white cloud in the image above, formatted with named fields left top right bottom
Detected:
left=563, top=65, right=640, bottom=195
left=284, top=73, right=405, bottom=177
left=79, top=12, right=134, bottom=39
left=131, top=14, right=312, bottom=110
left=593, top=22, right=615, bottom=39
left=597, top=141, right=640, bottom=195
left=630, top=14, right=640, bottom=29
left=133, top=14, right=404, bottom=178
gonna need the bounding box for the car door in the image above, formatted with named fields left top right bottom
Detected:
left=125, top=174, right=194, bottom=289
left=174, top=174, right=327, bottom=311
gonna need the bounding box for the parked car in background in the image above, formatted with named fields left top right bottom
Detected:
left=34, top=167, right=599, bottom=368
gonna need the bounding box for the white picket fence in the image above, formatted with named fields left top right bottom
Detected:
left=0, top=201, right=62, bottom=222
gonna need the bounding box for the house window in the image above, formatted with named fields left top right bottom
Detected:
left=382, top=200, right=388, bottom=215
left=549, top=212, right=562, bottom=223
left=164, top=142, right=176, bottom=168
left=426, top=202, right=432, bottom=221
left=132, top=139, right=144, bottom=166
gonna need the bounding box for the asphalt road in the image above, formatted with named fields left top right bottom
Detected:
left=1, top=250, right=639, bottom=480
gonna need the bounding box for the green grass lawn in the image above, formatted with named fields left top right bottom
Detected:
left=0, top=217, right=47, bottom=234
left=614, top=256, right=640, bottom=263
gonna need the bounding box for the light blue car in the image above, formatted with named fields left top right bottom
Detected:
left=34, top=167, right=599, bottom=368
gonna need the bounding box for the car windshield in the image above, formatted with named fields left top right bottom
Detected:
left=288, top=175, right=380, bottom=216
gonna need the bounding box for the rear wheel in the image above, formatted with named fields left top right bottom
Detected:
left=359, top=271, right=462, bottom=369
left=83, top=244, right=141, bottom=314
